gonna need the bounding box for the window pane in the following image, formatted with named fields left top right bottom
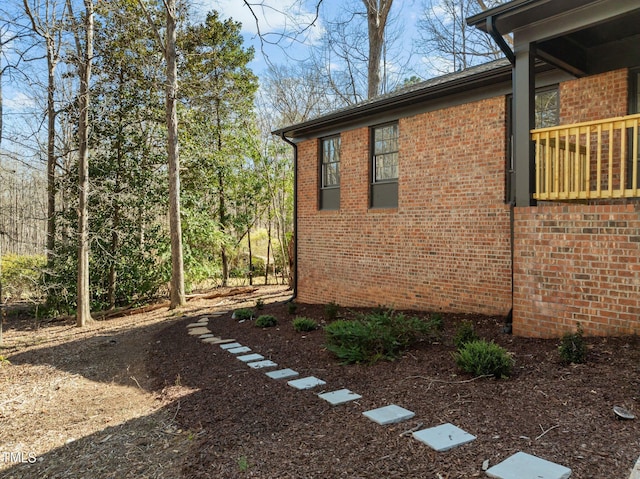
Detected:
left=321, top=136, right=340, bottom=188
left=373, top=123, right=398, bottom=182
left=535, top=89, right=559, bottom=128
left=375, top=152, right=398, bottom=181
left=323, top=162, right=339, bottom=187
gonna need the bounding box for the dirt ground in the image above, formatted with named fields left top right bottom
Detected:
left=1, top=285, right=639, bottom=478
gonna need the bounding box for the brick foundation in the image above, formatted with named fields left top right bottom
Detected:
left=513, top=203, right=640, bottom=337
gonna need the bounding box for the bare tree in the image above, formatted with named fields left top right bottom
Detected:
left=66, top=0, right=94, bottom=326
left=363, top=0, right=393, bottom=98
left=417, top=0, right=506, bottom=74
left=137, top=0, right=185, bottom=308
left=22, top=0, right=66, bottom=271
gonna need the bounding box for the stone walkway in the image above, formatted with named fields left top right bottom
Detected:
left=187, top=313, right=577, bottom=478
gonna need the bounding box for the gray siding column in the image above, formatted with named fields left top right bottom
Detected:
left=513, top=42, right=536, bottom=206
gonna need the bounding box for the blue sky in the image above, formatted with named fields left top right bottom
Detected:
left=201, top=0, right=422, bottom=77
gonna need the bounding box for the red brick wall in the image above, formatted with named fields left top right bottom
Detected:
left=513, top=203, right=640, bottom=337
left=296, top=96, right=513, bottom=315
left=560, top=69, right=629, bottom=124
left=513, top=68, right=638, bottom=338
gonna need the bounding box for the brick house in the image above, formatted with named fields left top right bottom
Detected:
left=273, top=0, right=640, bottom=338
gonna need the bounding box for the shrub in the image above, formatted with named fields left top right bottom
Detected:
left=255, top=315, right=277, bottom=328
left=1, top=254, right=46, bottom=301
left=234, top=308, right=253, bottom=321
left=453, top=339, right=513, bottom=378
left=287, top=301, right=298, bottom=315
left=293, top=316, right=317, bottom=332
left=430, top=312, right=444, bottom=331
left=324, top=309, right=441, bottom=364
left=324, top=301, right=339, bottom=320
left=453, top=320, right=479, bottom=349
left=559, top=323, right=587, bottom=364
left=255, top=298, right=264, bottom=310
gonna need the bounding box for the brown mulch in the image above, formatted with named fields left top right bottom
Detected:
left=148, top=292, right=640, bottom=479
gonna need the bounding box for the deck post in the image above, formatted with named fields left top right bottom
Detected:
left=513, top=41, right=536, bottom=206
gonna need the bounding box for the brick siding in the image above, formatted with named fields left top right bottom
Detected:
left=296, top=97, right=513, bottom=315
left=295, top=68, right=638, bottom=337
left=513, top=68, right=639, bottom=337
left=513, top=202, right=640, bottom=337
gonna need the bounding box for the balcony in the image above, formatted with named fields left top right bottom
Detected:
left=532, top=113, right=640, bottom=201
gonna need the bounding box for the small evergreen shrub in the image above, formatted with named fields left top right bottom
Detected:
left=255, top=315, right=277, bottom=328
left=293, top=316, right=317, bottom=332
left=234, top=308, right=254, bottom=321
left=324, top=309, right=441, bottom=364
left=287, top=301, right=298, bottom=315
left=325, top=301, right=339, bottom=320
left=559, top=323, right=587, bottom=364
left=453, top=320, right=479, bottom=349
left=453, top=339, right=513, bottom=378
left=255, top=298, right=265, bottom=310
left=430, top=312, right=444, bottom=331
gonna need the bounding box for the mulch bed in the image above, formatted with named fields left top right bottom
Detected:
left=148, top=298, right=640, bottom=478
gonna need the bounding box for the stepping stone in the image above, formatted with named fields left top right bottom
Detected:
left=363, top=405, right=415, bottom=425
left=187, top=322, right=205, bottom=328
left=211, top=311, right=227, bottom=317
left=265, top=368, right=299, bottom=380
left=199, top=333, right=215, bottom=339
left=197, top=317, right=209, bottom=323
left=248, top=360, right=278, bottom=369
left=318, top=389, right=362, bottom=406
left=188, top=327, right=210, bottom=335
left=220, top=342, right=243, bottom=350
left=237, top=353, right=265, bottom=362
left=202, top=337, right=234, bottom=344
left=228, top=346, right=252, bottom=354
left=412, top=423, right=476, bottom=452
left=630, top=455, right=640, bottom=479
left=486, top=452, right=571, bottom=479
left=288, top=376, right=326, bottom=390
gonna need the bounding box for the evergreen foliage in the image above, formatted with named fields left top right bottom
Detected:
left=453, top=340, right=513, bottom=378
left=324, top=309, right=441, bottom=364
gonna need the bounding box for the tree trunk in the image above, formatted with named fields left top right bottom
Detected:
left=46, top=42, right=56, bottom=270
left=363, top=0, right=393, bottom=99
left=264, top=205, right=272, bottom=285
left=247, top=228, right=252, bottom=286
left=166, top=0, right=185, bottom=308
left=76, top=0, right=94, bottom=327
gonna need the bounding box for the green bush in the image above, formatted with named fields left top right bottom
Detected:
left=324, top=301, right=339, bottom=320
left=453, top=339, right=513, bottom=378
left=559, top=323, right=587, bottom=364
left=234, top=308, right=254, bottom=321
left=1, top=254, right=46, bottom=301
left=324, top=309, right=441, bottom=364
left=255, top=315, right=277, bottom=328
left=293, top=316, right=317, bottom=332
left=287, top=301, right=298, bottom=315
left=255, top=298, right=265, bottom=310
left=453, top=320, right=480, bottom=349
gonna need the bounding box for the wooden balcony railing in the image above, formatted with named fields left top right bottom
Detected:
left=532, top=113, right=640, bottom=200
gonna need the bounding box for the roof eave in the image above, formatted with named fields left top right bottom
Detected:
left=273, top=61, right=514, bottom=140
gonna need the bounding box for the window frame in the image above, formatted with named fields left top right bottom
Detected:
left=319, top=135, right=341, bottom=210
left=370, top=121, right=399, bottom=209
